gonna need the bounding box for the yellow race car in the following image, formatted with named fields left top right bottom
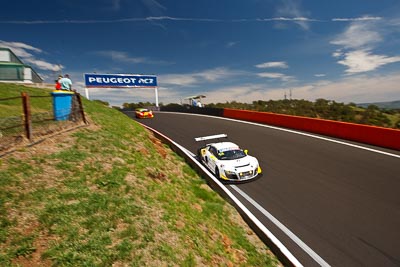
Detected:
left=135, top=108, right=154, bottom=119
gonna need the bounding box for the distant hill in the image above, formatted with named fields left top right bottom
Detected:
left=357, top=100, right=400, bottom=109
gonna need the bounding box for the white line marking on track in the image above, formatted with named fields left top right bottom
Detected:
left=231, top=185, right=331, bottom=267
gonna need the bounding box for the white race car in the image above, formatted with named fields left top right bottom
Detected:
left=195, top=134, right=262, bottom=182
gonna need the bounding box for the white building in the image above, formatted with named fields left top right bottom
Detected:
left=0, top=47, right=43, bottom=83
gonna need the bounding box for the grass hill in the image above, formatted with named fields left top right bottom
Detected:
left=0, top=83, right=279, bottom=266
left=357, top=100, right=400, bottom=109
left=0, top=83, right=53, bottom=117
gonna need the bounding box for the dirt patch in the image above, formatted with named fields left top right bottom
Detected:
left=12, top=228, right=56, bottom=267
left=148, top=134, right=168, bottom=159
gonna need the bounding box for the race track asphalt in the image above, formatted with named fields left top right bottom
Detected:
left=124, top=111, right=400, bottom=267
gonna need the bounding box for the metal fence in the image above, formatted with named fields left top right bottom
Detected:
left=0, top=92, right=87, bottom=154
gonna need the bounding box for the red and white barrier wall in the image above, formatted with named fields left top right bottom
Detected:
left=223, top=108, right=400, bottom=151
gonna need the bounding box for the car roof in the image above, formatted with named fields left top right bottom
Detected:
left=136, top=108, right=148, bottom=111
left=209, top=141, right=240, bottom=151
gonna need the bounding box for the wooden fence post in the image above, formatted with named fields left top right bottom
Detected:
left=75, top=93, right=88, bottom=124
left=21, top=92, right=32, bottom=141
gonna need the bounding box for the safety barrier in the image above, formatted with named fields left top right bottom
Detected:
left=223, top=108, right=400, bottom=150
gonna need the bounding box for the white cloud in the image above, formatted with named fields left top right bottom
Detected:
left=85, top=87, right=159, bottom=106
left=332, top=16, right=382, bottom=22
left=337, top=50, right=400, bottom=74
left=203, top=72, right=400, bottom=105
left=0, top=40, right=62, bottom=72
left=314, top=74, right=326, bottom=77
left=159, top=67, right=241, bottom=86
left=0, top=41, right=42, bottom=56
left=275, top=0, right=311, bottom=30
left=198, top=67, right=240, bottom=81
left=159, top=74, right=199, bottom=86
left=293, top=73, right=400, bottom=103
left=332, top=51, right=342, bottom=58
left=255, top=61, right=288, bottom=69
left=98, top=51, right=146, bottom=63
left=389, top=18, right=400, bottom=26
left=0, top=16, right=320, bottom=25
left=257, top=72, right=293, bottom=81
left=24, top=58, right=62, bottom=72
left=256, top=17, right=317, bottom=23
left=331, top=19, right=400, bottom=74
left=95, top=50, right=172, bottom=65
left=226, top=41, right=237, bottom=48
left=330, top=21, right=381, bottom=49
left=204, top=84, right=275, bottom=104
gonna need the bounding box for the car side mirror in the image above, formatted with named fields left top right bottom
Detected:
left=244, top=149, right=248, bottom=155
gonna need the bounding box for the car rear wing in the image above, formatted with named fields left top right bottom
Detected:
left=194, top=134, right=227, bottom=142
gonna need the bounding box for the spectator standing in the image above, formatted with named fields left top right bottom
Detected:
left=59, top=74, right=72, bottom=91
left=55, top=75, right=62, bottom=90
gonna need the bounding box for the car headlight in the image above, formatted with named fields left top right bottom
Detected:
left=225, top=170, right=235, bottom=175
left=224, top=170, right=237, bottom=179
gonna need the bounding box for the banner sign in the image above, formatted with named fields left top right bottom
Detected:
left=84, top=73, right=157, bottom=88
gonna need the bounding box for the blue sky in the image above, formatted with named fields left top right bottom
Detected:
left=1, top=0, right=400, bottom=106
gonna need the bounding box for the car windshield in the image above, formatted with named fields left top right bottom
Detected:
left=218, top=149, right=246, bottom=160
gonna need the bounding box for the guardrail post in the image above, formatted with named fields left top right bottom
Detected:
left=75, top=93, right=87, bottom=124
left=21, top=92, right=32, bottom=141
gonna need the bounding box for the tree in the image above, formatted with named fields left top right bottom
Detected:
left=205, top=98, right=398, bottom=128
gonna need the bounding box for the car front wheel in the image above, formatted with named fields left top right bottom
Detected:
left=215, top=168, right=220, bottom=179
left=197, top=149, right=202, bottom=161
